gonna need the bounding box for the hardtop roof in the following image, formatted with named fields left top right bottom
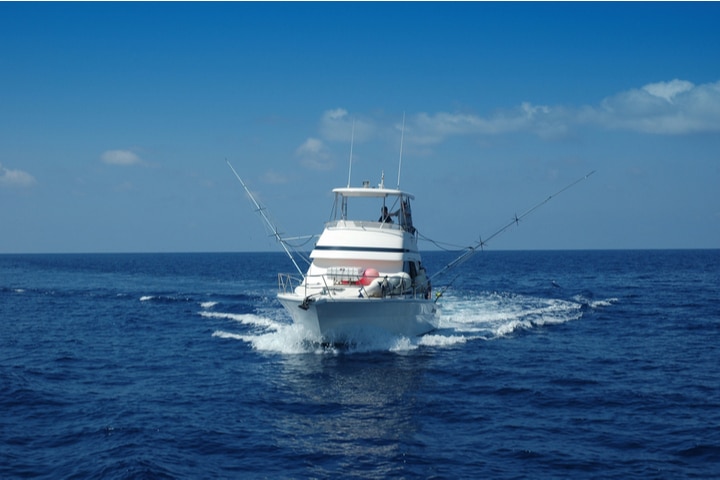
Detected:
left=332, top=187, right=415, bottom=200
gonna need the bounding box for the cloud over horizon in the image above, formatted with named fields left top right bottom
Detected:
left=298, top=79, right=720, bottom=156
left=411, top=79, right=720, bottom=143
left=0, top=163, right=36, bottom=188
left=295, top=138, right=333, bottom=170
left=286, top=79, right=720, bottom=176
left=594, top=79, right=720, bottom=134
left=319, top=108, right=376, bottom=143
left=101, top=150, right=142, bottom=166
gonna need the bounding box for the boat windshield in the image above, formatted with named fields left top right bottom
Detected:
left=330, top=188, right=415, bottom=232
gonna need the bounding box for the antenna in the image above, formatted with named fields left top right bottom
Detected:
left=396, top=112, right=405, bottom=189
left=346, top=119, right=355, bottom=188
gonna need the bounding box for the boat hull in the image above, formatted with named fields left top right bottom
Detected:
left=277, top=293, right=439, bottom=341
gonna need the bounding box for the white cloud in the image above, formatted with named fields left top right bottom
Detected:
left=319, top=108, right=376, bottom=143
left=642, top=79, right=694, bottom=103
left=407, top=79, right=720, bottom=141
left=302, top=79, right=720, bottom=156
left=0, top=163, right=36, bottom=188
left=409, top=102, right=566, bottom=144
left=101, top=149, right=141, bottom=166
left=296, top=138, right=326, bottom=156
left=596, top=79, right=720, bottom=134
left=295, top=137, right=334, bottom=170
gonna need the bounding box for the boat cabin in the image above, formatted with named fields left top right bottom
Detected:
left=289, top=183, right=429, bottom=299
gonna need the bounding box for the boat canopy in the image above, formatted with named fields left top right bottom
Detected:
left=332, top=187, right=414, bottom=200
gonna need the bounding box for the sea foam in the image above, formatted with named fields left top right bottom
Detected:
left=205, top=291, right=616, bottom=354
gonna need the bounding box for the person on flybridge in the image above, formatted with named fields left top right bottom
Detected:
left=378, top=206, right=393, bottom=224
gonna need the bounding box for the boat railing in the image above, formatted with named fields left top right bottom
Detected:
left=278, top=273, right=303, bottom=294
left=278, top=272, right=430, bottom=300
left=326, top=219, right=410, bottom=232
left=278, top=272, right=336, bottom=297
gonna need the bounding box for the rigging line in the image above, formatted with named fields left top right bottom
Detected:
left=226, top=160, right=305, bottom=277
left=282, top=234, right=320, bottom=260
left=282, top=234, right=319, bottom=245
left=417, top=232, right=468, bottom=251
left=430, top=170, right=596, bottom=282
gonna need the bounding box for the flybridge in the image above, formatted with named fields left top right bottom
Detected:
left=329, top=182, right=415, bottom=233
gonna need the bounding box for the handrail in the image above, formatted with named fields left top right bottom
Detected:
left=278, top=272, right=428, bottom=300
left=325, top=220, right=403, bottom=230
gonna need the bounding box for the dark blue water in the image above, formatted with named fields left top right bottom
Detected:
left=2, top=250, right=719, bottom=479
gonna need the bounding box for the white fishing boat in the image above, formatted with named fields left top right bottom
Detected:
left=276, top=178, right=439, bottom=340
left=228, top=152, right=594, bottom=343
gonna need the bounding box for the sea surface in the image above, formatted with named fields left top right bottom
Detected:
left=1, top=250, right=719, bottom=479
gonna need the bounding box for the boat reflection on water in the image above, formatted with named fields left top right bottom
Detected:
left=270, top=352, right=429, bottom=475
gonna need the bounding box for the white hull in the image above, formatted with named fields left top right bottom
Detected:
left=269, top=181, right=439, bottom=342
left=278, top=293, right=438, bottom=340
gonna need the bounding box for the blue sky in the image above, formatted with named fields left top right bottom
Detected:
left=1, top=2, right=719, bottom=253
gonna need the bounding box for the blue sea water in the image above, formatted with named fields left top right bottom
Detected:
left=1, top=250, right=719, bottom=479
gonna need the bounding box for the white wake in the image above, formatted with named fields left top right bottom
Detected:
left=204, top=292, right=617, bottom=355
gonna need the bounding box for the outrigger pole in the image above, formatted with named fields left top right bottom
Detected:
left=226, top=160, right=305, bottom=277
left=431, top=170, right=596, bottom=284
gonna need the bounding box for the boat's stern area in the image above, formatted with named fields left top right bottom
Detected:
left=278, top=262, right=431, bottom=303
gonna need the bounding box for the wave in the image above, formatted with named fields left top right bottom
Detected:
left=204, top=291, right=617, bottom=355
left=212, top=320, right=326, bottom=355
left=201, top=311, right=277, bottom=330
left=138, top=294, right=193, bottom=303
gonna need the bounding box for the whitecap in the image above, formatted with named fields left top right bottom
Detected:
left=199, top=311, right=277, bottom=330
left=590, top=298, right=619, bottom=308
left=418, top=333, right=469, bottom=347
left=212, top=330, right=245, bottom=341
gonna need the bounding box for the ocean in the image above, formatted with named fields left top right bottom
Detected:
left=1, top=250, right=718, bottom=479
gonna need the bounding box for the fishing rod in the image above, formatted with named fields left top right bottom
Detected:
left=226, top=160, right=306, bottom=277
left=430, top=170, right=596, bottom=297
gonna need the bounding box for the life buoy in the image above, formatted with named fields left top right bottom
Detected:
left=359, top=268, right=379, bottom=286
